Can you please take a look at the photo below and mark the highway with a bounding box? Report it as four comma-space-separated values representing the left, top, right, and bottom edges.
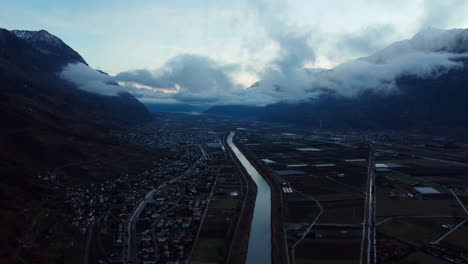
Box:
360, 144, 377, 264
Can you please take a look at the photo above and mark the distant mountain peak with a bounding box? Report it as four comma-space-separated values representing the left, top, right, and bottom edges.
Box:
11, 29, 88, 66
13, 29, 60, 45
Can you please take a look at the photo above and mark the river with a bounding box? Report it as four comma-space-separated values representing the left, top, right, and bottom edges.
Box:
227, 132, 272, 264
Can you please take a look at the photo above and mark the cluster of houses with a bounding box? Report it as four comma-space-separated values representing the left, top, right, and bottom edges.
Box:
134, 162, 215, 263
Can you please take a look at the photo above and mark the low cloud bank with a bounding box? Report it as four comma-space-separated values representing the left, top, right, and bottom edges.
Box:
314, 51, 465, 98
59, 63, 124, 96
60, 28, 468, 106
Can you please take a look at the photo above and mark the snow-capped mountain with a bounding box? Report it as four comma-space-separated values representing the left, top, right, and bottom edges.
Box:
0, 27, 150, 123
11, 29, 88, 66
13, 30, 64, 47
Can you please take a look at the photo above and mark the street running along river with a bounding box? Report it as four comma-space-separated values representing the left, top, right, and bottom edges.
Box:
227, 132, 272, 264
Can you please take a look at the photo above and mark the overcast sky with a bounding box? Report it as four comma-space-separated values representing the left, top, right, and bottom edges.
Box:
3, 1, 468, 73
3, 0, 468, 105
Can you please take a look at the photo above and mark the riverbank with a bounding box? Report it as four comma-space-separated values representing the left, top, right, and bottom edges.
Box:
239, 143, 289, 264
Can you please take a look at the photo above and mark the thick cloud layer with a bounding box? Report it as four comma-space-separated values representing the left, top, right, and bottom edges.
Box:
58, 0, 321, 106
60, 24, 468, 106
314, 52, 465, 97
59, 63, 124, 96
60, 56, 277, 106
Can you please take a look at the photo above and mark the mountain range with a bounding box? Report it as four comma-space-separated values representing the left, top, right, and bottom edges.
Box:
207, 28, 468, 133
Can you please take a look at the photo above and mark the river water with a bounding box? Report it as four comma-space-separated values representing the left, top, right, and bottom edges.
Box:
227, 132, 272, 264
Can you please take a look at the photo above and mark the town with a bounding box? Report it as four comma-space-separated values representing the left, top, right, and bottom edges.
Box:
19, 113, 468, 264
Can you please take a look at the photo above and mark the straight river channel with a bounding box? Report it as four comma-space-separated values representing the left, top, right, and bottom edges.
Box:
227, 132, 272, 264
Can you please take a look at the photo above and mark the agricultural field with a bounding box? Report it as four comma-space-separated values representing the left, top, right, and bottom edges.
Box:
237, 128, 468, 264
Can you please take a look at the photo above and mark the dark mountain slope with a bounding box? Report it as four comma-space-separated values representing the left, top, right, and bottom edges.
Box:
12, 29, 88, 67
208, 63, 468, 131
0, 28, 60, 73
0, 28, 155, 263
0, 28, 150, 124
0, 27, 153, 178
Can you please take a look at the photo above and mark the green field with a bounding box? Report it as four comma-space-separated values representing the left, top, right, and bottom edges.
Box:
390, 173, 421, 184
209, 197, 238, 209
378, 218, 447, 246
383, 159, 454, 167
295, 238, 361, 262
191, 237, 223, 262
298, 260, 357, 264
377, 194, 466, 217
399, 251, 450, 264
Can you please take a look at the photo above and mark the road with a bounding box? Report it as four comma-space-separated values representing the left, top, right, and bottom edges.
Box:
198, 144, 208, 159
432, 218, 468, 244
431, 189, 468, 244
125, 189, 156, 263
83, 217, 95, 264
124, 155, 205, 263
450, 189, 468, 215
158, 120, 169, 132
290, 188, 323, 264
188, 169, 219, 261
360, 144, 377, 264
